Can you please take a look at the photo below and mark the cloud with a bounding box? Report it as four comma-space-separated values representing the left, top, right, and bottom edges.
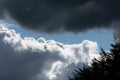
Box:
0, 0, 119, 33
114, 27, 120, 42
0, 23, 99, 80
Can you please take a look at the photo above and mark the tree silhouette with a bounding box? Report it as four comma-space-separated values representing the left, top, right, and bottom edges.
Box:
69, 43, 120, 80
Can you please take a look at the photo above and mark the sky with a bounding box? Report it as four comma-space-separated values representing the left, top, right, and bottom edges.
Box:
13, 26, 114, 50
6, 20, 113, 50
0, 0, 120, 80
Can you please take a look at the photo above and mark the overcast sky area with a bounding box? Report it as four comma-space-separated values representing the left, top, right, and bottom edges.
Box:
0, 0, 120, 80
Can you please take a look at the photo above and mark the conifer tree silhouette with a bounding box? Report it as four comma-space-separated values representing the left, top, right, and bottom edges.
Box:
69, 43, 120, 80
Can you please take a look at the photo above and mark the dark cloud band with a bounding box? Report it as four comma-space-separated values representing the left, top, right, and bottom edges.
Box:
0, 0, 120, 33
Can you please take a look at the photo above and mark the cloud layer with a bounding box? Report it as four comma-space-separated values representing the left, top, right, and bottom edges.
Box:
0, 0, 120, 33
0, 23, 99, 80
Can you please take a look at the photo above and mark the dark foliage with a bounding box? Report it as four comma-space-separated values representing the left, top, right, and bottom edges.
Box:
69, 43, 120, 80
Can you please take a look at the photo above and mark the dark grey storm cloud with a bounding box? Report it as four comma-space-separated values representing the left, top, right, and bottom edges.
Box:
0, 0, 120, 33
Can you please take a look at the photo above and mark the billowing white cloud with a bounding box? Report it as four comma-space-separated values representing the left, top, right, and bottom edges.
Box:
0, 23, 99, 80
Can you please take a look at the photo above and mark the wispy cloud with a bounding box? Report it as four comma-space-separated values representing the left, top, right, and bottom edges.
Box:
0, 23, 99, 80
